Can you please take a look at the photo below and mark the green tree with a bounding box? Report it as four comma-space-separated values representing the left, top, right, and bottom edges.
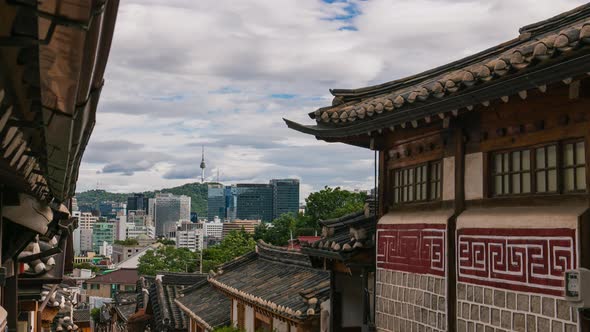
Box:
157, 238, 176, 246
138, 246, 201, 275
90, 308, 101, 323
305, 186, 367, 222
113, 238, 139, 246
254, 213, 297, 246
73, 262, 100, 273
202, 230, 256, 272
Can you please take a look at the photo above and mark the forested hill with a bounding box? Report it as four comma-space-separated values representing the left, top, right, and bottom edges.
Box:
75, 182, 211, 216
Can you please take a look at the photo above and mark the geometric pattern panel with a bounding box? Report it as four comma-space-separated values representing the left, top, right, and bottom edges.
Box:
377, 224, 446, 276
458, 228, 576, 296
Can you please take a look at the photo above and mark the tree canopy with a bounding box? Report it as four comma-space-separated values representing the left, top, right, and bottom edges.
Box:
254, 186, 367, 246
113, 238, 139, 246
202, 230, 256, 272
137, 246, 201, 275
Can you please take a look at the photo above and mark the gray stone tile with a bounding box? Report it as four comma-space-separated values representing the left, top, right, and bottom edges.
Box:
517, 294, 529, 312
537, 317, 550, 331
458, 319, 467, 332
431, 293, 437, 310
421, 275, 428, 290
565, 323, 577, 332
424, 292, 431, 308
506, 292, 516, 310
467, 321, 474, 332
484, 288, 493, 305
471, 304, 480, 321
500, 310, 511, 329
474, 286, 483, 304
556, 299, 570, 321
480, 305, 490, 324
458, 283, 466, 300
513, 313, 525, 332
572, 307, 578, 323
485, 326, 494, 332
551, 320, 563, 332
467, 285, 474, 301
492, 308, 501, 327
494, 290, 506, 308
526, 314, 536, 332
476, 323, 485, 332
428, 277, 435, 293
542, 297, 555, 318
462, 302, 470, 319
530, 295, 541, 314
438, 296, 445, 312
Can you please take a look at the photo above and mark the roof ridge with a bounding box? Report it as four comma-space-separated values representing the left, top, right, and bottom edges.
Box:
520, 2, 590, 34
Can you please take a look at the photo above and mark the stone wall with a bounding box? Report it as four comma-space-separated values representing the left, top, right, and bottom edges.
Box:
456, 282, 578, 332
375, 270, 446, 332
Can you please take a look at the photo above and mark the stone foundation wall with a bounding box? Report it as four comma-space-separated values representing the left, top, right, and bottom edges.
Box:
376, 269, 446, 332
456, 282, 578, 332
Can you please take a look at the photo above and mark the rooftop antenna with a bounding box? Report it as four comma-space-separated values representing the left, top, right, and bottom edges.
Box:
199, 146, 206, 184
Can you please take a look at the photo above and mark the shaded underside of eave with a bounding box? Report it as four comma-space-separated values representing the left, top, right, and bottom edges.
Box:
286, 50, 590, 140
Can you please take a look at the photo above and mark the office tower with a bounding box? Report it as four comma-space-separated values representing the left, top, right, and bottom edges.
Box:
207, 184, 226, 221
127, 193, 149, 213
270, 179, 300, 219
232, 184, 273, 222
176, 222, 204, 252
99, 201, 126, 219
92, 221, 116, 253
153, 193, 191, 237
126, 210, 155, 240
115, 215, 127, 241
204, 221, 223, 239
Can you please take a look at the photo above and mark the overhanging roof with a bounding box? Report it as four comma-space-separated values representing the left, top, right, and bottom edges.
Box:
285, 4, 590, 140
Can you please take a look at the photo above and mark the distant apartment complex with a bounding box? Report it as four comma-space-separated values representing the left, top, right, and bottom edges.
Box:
125, 210, 155, 239
92, 221, 116, 253
176, 222, 204, 252
208, 179, 299, 223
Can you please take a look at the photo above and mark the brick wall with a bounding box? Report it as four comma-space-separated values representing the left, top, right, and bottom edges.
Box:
456, 282, 577, 332
376, 270, 446, 332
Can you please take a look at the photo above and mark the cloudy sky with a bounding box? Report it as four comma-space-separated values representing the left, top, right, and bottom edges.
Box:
77, 0, 587, 199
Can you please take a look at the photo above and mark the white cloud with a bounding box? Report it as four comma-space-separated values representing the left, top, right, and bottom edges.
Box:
79, 0, 588, 199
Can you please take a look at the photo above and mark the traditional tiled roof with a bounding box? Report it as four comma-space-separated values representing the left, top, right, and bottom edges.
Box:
73, 309, 90, 324
86, 268, 139, 285
285, 4, 590, 138
209, 241, 330, 321
174, 280, 231, 330
149, 272, 207, 331
302, 211, 376, 261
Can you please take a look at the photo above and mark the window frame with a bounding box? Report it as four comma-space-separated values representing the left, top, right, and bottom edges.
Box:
390, 159, 443, 206
489, 138, 586, 197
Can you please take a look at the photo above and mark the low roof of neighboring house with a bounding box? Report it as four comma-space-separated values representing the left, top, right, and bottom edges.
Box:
175, 280, 231, 330
73, 309, 90, 323
301, 211, 376, 262
148, 272, 207, 332
210, 241, 330, 322
86, 268, 139, 285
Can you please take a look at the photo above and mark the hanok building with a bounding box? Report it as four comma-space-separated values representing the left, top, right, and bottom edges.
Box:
0, 0, 119, 330
174, 279, 231, 332
143, 272, 207, 332
301, 210, 376, 332
286, 4, 590, 332
209, 241, 331, 332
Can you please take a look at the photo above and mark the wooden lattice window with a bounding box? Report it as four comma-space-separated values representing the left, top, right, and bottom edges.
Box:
491, 140, 586, 196
563, 140, 586, 192
392, 160, 442, 204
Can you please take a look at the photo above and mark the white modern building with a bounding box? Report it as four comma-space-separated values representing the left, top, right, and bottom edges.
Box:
176, 222, 204, 252
80, 228, 93, 253
204, 221, 223, 239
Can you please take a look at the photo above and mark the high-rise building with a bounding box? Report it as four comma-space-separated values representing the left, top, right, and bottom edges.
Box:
207, 184, 226, 221
115, 216, 127, 241
270, 179, 300, 219
153, 193, 191, 237
126, 210, 155, 239
99, 201, 126, 219
127, 193, 149, 213
80, 229, 93, 253
232, 184, 273, 222
92, 221, 116, 253
76, 211, 99, 230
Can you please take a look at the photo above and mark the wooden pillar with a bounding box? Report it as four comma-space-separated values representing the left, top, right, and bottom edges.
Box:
6, 260, 17, 332
447, 126, 465, 332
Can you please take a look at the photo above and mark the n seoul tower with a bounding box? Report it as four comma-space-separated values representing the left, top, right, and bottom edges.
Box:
200, 146, 206, 183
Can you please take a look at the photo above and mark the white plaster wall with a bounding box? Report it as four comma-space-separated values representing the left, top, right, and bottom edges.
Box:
465, 152, 484, 200
442, 157, 455, 201
273, 318, 289, 332
245, 304, 255, 332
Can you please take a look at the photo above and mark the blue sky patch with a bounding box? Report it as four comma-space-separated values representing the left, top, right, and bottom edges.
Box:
270, 93, 297, 99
